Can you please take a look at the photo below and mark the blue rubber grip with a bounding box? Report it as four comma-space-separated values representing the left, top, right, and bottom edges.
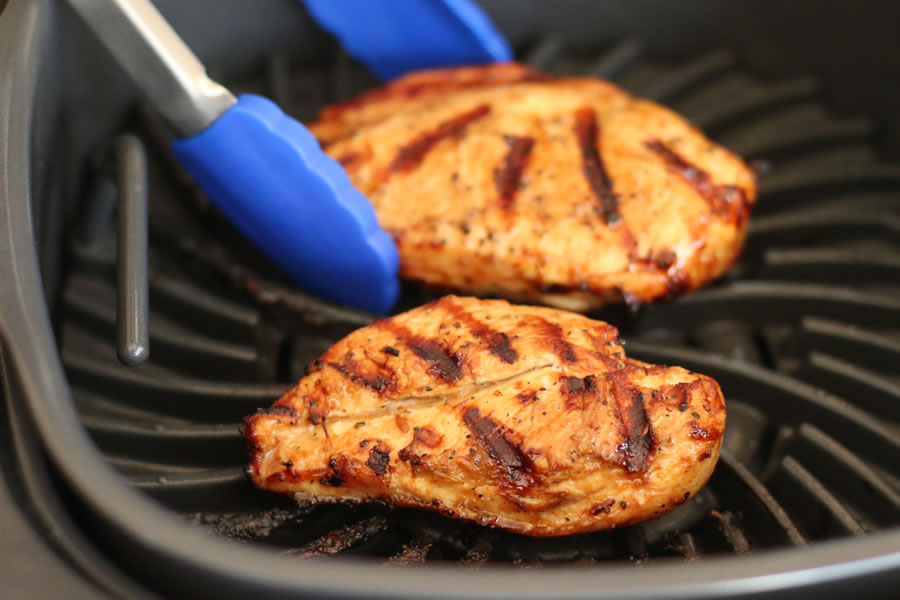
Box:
172, 94, 400, 314
301, 0, 512, 80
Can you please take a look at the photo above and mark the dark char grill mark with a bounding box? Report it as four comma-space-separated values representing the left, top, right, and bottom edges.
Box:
574, 107, 620, 225
533, 317, 577, 363
562, 375, 597, 410
622, 389, 654, 472
440, 298, 518, 363
408, 340, 463, 382
564, 375, 596, 394
327, 357, 394, 392
644, 138, 750, 223
494, 135, 534, 210
374, 317, 464, 382
463, 407, 533, 488
607, 371, 655, 472
390, 104, 491, 173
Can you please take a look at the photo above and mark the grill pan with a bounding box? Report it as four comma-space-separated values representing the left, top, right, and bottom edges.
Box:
1, 0, 900, 598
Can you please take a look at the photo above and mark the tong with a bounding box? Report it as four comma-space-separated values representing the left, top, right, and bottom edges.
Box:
68, 0, 509, 364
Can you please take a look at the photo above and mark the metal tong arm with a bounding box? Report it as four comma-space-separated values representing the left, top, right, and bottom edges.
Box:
68, 0, 236, 136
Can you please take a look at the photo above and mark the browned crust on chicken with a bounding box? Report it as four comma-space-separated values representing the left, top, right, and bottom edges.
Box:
246, 297, 725, 536
308, 63, 756, 311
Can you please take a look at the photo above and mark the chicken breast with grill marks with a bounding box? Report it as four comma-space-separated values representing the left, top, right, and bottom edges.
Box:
245, 296, 725, 536
309, 63, 757, 311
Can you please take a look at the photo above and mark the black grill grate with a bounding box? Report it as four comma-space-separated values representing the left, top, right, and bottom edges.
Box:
59, 38, 900, 566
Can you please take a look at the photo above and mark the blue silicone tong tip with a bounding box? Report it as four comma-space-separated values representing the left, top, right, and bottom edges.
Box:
301, 0, 513, 80
69, 0, 402, 314
172, 95, 402, 314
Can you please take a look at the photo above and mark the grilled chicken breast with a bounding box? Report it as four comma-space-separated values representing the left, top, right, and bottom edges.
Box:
308, 63, 757, 311
246, 296, 725, 536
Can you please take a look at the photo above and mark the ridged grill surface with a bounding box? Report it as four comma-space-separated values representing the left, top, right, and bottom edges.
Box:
60, 39, 900, 566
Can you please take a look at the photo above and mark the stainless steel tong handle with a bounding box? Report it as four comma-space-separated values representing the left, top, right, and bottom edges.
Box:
68, 0, 236, 136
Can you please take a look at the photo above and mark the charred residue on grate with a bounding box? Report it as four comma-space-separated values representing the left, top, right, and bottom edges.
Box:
60, 36, 900, 566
